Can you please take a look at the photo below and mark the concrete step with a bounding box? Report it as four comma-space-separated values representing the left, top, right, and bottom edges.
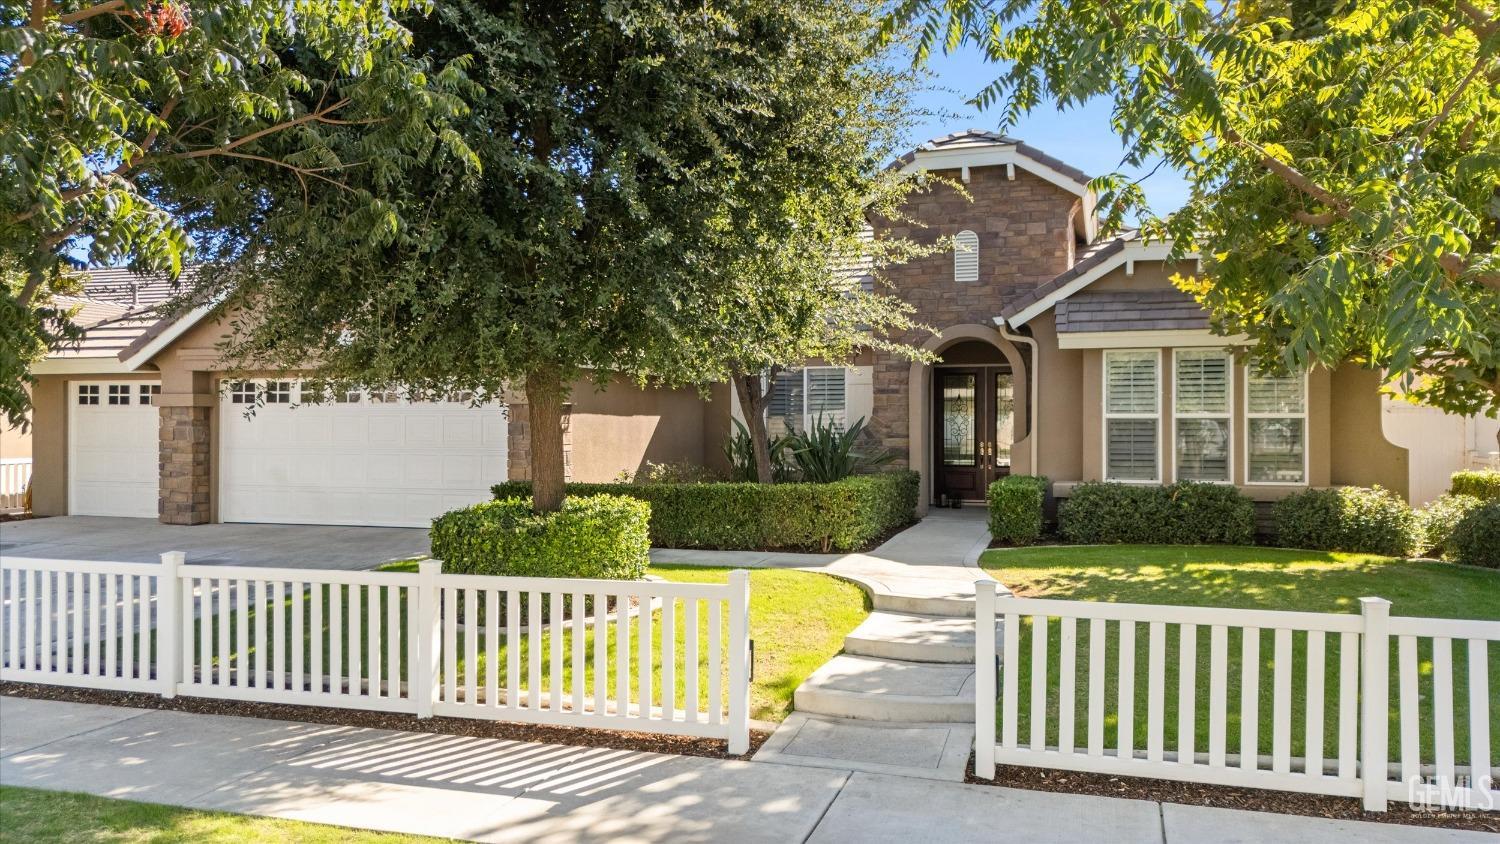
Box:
844, 611, 987, 664
871, 592, 975, 618
793, 653, 975, 723
752, 712, 974, 781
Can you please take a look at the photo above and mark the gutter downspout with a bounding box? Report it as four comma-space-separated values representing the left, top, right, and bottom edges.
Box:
994, 317, 1040, 476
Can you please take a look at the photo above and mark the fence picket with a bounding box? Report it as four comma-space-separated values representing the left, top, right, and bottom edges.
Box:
387, 585, 400, 699
39, 570, 50, 673
1003, 611, 1020, 750
571, 592, 585, 714
1030, 614, 1048, 750
1273, 628, 1292, 774
73, 572, 84, 674
1147, 621, 1165, 763
507, 589, 520, 711
486, 589, 499, 708
1398, 635, 1419, 784
464, 587, 477, 705
369, 585, 383, 699
1468, 639, 1490, 795
1338, 631, 1358, 780
1240, 627, 1259, 771
528, 591, 541, 710
215, 578, 230, 686
272, 581, 285, 692
1118, 620, 1135, 761
1305, 631, 1325, 778
708, 599, 722, 726
1209, 624, 1227, 769
236, 579, 249, 688
255, 581, 268, 690
550, 590, 563, 712
593, 590, 607, 717
638, 590, 653, 720
1059, 616, 1076, 754
661, 597, 675, 723
617, 591, 630, 720
291, 583, 304, 692
311, 583, 324, 693
1178, 623, 1196, 766
443, 587, 457, 704
1087, 617, 1105, 757
104, 574, 116, 680
346, 582, 360, 696
1432, 637, 1455, 788
121, 574, 134, 680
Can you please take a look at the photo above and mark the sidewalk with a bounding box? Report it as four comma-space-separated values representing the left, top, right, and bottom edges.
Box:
0, 697, 1485, 843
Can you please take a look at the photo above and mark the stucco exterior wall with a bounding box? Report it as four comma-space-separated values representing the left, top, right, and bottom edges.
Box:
567, 377, 715, 482
1329, 365, 1409, 499
0, 418, 30, 460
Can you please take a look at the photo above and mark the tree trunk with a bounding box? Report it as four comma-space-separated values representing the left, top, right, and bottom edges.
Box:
733, 369, 775, 484
525, 365, 567, 513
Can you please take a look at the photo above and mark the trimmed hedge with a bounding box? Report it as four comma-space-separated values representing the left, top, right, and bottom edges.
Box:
1450, 469, 1500, 501
431, 494, 650, 579
1418, 493, 1483, 559
987, 475, 1048, 546
491, 471, 919, 553
1449, 500, 1500, 568
1058, 481, 1255, 545
1271, 486, 1421, 557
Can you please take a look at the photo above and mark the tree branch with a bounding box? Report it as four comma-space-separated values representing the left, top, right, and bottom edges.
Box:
57, 0, 127, 25
1438, 252, 1500, 292
174, 98, 351, 160
1415, 55, 1485, 149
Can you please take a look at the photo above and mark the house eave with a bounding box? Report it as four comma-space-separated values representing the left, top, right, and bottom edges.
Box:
1055, 329, 1250, 350
1006, 240, 1198, 328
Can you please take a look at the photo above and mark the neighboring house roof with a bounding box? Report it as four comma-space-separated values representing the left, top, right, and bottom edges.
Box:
1055, 289, 1210, 333
82, 266, 195, 308
888, 129, 1092, 188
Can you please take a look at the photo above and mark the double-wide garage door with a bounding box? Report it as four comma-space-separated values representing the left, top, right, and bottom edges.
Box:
219, 381, 506, 528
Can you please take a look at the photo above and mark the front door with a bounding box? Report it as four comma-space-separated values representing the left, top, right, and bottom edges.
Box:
934, 367, 1015, 502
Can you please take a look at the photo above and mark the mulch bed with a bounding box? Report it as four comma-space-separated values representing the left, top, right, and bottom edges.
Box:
966, 760, 1499, 833
1, 682, 770, 760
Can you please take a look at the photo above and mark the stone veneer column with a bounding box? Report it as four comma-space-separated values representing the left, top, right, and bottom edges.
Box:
505, 402, 572, 482
159, 404, 211, 525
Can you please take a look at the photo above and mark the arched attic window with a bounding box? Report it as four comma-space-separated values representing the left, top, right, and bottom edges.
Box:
954, 230, 979, 283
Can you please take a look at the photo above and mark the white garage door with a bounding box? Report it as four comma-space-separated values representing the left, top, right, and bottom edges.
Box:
219, 381, 506, 527
69, 381, 161, 518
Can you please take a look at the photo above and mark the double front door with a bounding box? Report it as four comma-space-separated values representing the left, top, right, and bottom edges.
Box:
934, 366, 1015, 502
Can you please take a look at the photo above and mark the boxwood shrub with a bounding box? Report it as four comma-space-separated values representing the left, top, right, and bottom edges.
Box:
1058, 481, 1254, 545
1271, 486, 1421, 557
1418, 493, 1484, 559
1448, 500, 1500, 568
491, 470, 918, 553
1449, 469, 1500, 501
431, 494, 650, 580
986, 475, 1049, 546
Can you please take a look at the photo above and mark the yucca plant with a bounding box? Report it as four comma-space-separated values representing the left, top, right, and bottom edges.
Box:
788, 415, 894, 483
725, 417, 796, 482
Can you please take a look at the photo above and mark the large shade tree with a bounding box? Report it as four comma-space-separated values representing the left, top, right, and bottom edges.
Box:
0, 0, 472, 429
890, 0, 1500, 428
209, 0, 933, 510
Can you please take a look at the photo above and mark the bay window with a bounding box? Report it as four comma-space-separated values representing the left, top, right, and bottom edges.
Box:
1246, 367, 1307, 484
1174, 350, 1232, 482
1103, 350, 1160, 482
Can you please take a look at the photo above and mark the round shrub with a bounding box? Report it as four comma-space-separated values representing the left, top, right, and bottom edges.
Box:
431, 494, 650, 579
1449, 469, 1500, 501
1059, 482, 1174, 544
1163, 481, 1256, 545
1272, 486, 1421, 557
1418, 493, 1483, 559
987, 475, 1049, 546
1448, 500, 1500, 568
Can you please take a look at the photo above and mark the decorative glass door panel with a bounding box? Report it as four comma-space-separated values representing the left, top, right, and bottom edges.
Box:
941, 374, 977, 466
994, 374, 1014, 469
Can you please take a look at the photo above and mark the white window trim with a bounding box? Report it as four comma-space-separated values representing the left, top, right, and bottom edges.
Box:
1243, 366, 1310, 486
1172, 349, 1234, 484
1102, 349, 1162, 484
768, 366, 848, 434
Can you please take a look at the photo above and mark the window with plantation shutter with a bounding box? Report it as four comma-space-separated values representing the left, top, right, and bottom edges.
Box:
954, 230, 979, 283
1247, 368, 1307, 483
1104, 350, 1160, 481
1174, 350, 1231, 482
766, 367, 847, 436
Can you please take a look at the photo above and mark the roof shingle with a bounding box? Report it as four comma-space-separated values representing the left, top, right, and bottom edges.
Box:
1055, 289, 1209, 333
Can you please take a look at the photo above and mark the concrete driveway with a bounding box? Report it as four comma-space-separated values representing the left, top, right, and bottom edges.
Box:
0, 516, 429, 571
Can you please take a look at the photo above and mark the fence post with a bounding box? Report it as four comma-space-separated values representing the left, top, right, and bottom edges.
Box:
158, 552, 184, 699
727, 569, 750, 755
416, 560, 442, 718
975, 579, 998, 779
1359, 596, 1391, 812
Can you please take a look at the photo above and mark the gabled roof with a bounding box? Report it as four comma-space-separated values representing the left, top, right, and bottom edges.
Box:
1001, 233, 1202, 327
889, 129, 1093, 193
1056, 289, 1209, 333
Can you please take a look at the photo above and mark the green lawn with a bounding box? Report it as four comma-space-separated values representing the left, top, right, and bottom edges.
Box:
978, 545, 1500, 764
171, 563, 865, 724
0, 786, 447, 843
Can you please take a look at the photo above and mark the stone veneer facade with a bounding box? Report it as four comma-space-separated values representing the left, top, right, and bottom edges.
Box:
868, 166, 1080, 465
504, 401, 572, 483
158, 405, 211, 525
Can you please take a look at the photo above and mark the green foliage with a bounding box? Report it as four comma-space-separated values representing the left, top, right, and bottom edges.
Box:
1450, 470, 1500, 501
1059, 482, 1254, 545
890, 0, 1500, 418
986, 475, 1048, 546
725, 417, 795, 483
1419, 493, 1485, 559
430, 495, 649, 580
2, 0, 472, 429
1272, 486, 1422, 557
1449, 501, 1500, 569
619, 461, 725, 485
492, 471, 919, 553
787, 416, 895, 483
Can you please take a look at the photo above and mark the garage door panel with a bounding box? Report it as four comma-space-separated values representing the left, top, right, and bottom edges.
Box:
69, 381, 160, 518
220, 383, 506, 527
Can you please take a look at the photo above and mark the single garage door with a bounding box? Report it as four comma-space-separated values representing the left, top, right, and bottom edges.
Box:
69, 380, 161, 518
219, 380, 506, 527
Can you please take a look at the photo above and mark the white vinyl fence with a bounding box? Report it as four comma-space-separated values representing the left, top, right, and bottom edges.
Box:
975, 581, 1499, 812
0, 458, 30, 513
0, 555, 751, 752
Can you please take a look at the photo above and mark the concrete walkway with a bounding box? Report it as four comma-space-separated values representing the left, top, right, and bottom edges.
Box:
654, 509, 995, 782
0, 697, 1483, 843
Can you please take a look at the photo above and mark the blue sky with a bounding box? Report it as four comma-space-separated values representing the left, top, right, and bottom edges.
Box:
903, 44, 1191, 216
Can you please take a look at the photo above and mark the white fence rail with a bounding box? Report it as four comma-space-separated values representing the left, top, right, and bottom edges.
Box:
975, 582, 1499, 812
0, 555, 751, 752
0, 458, 30, 513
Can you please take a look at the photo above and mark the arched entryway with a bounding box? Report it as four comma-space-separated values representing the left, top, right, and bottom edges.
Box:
907, 325, 1032, 513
